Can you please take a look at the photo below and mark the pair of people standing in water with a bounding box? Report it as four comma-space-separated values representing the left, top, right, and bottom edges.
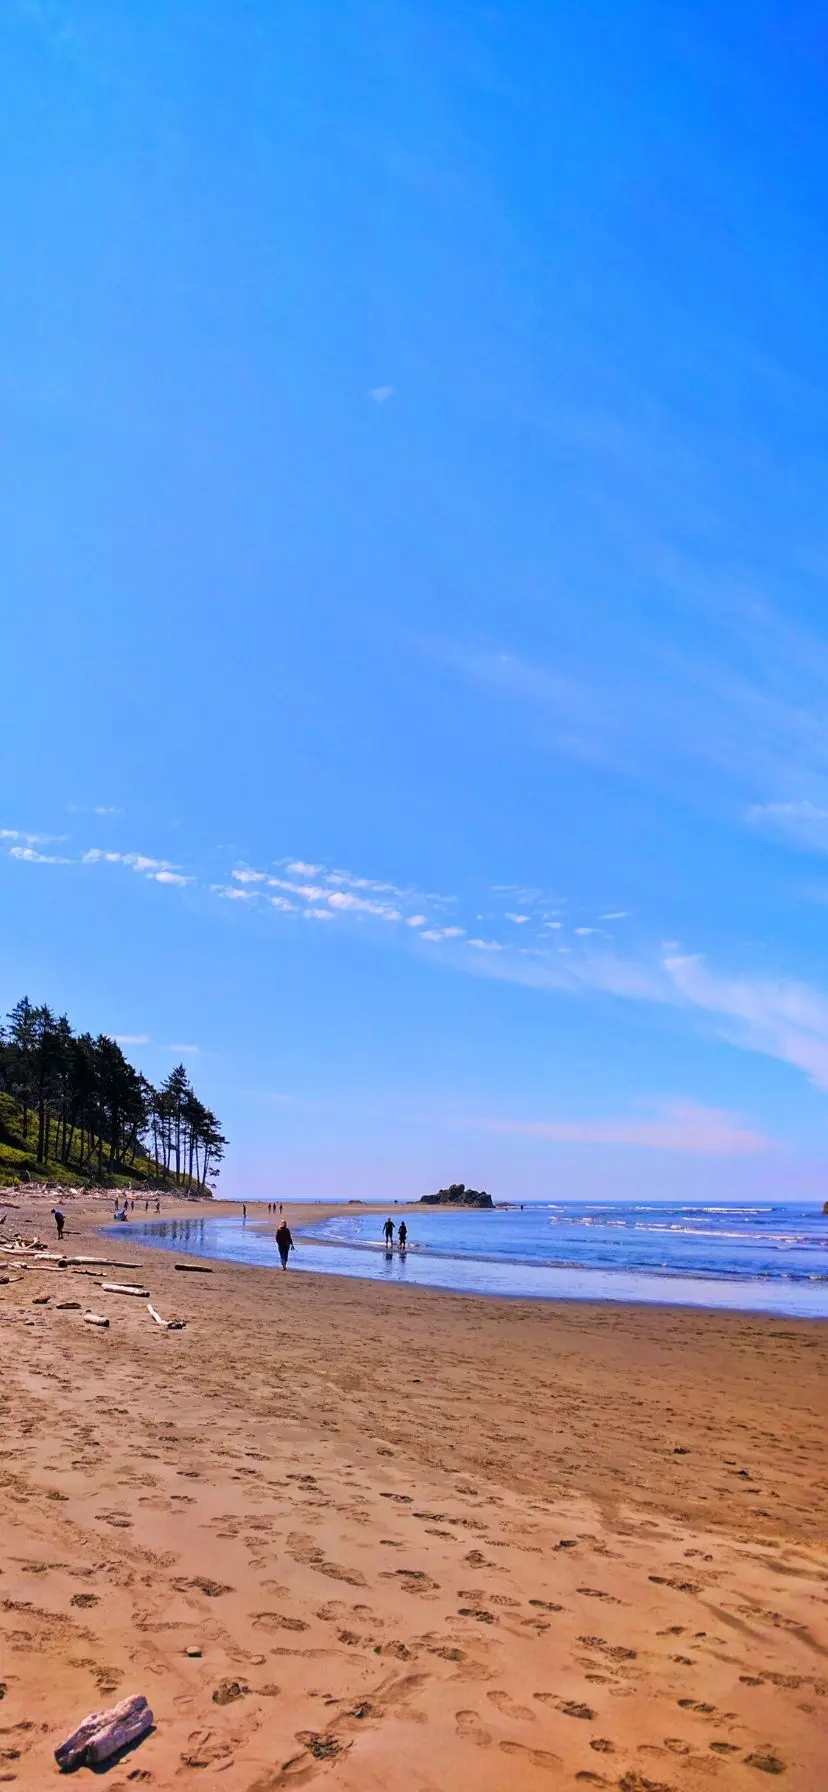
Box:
383, 1217, 408, 1250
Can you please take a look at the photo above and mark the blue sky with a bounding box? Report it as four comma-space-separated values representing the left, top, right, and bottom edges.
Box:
3, 2, 828, 1200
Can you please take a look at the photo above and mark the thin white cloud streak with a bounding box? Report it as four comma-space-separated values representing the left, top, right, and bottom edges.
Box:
487, 1100, 771, 1157
438, 605, 828, 841
1, 828, 59, 843
9, 845, 72, 864
663, 953, 828, 1091
213, 884, 259, 901
746, 800, 828, 853
238, 860, 427, 926
115, 1034, 151, 1045
83, 849, 193, 885
454, 931, 828, 1090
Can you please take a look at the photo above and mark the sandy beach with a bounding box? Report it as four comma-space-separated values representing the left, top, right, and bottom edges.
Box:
1, 1188, 826, 1789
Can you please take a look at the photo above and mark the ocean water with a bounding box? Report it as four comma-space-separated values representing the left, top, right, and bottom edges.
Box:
113, 1200, 828, 1318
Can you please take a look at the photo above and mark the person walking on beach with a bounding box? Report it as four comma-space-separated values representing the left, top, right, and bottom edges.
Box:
242, 1203, 247, 1222
276, 1219, 294, 1270
52, 1208, 65, 1241
383, 1217, 395, 1247
398, 1220, 408, 1251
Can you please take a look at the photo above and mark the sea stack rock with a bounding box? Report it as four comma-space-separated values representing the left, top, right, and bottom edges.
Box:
420, 1183, 494, 1209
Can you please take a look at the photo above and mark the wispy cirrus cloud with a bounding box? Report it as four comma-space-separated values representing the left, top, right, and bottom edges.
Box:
436, 602, 828, 844
2, 827, 63, 844
663, 952, 828, 1092
487, 1100, 771, 1156
746, 799, 828, 853
4, 834, 193, 886
12, 817, 828, 1105
10, 845, 72, 864
231, 860, 427, 927
115, 1033, 151, 1046
83, 849, 192, 886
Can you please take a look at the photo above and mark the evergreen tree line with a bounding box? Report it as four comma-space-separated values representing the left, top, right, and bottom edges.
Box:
0, 997, 226, 1189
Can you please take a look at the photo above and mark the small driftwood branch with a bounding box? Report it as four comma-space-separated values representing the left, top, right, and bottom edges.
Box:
100, 1282, 150, 1297
83, 1311, 110, 1328
148, 1300, 186, 1331
174, 1263, 212, 1273
55, 1693, 153, 1770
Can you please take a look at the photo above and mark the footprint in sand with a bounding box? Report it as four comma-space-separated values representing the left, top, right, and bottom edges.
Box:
487, 1689, 535, 1723
253, 1612, 309, 1634
579, 1634, 637, 1662
499, 1740, 562, 1769
455, 1709, 492, 1747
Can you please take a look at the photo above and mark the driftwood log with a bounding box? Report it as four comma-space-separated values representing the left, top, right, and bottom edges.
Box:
83, 1311, 110, 1328
174, 1263, 212, 1273
148, 1300, 186, 1331
100, 1282, 150, 1297
0, 1249, 143, 1269
55, 1692, 153, 1769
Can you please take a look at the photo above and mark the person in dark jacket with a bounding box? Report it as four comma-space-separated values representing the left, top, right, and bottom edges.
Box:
276, 1220, 294, 1270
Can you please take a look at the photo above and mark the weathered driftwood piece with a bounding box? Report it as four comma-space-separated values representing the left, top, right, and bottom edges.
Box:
0, 1249, 143, 1269
83, 1311, 110, 1328
147, 1300, 186, 1331
73, 1255, 145, 1268
55, 1693, 153, 1770
1, 1246, 63, 1259
174, 1263, 212, 1273
100, 1282, 150, 1297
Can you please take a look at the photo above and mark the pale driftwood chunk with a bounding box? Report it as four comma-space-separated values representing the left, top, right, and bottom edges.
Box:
100, 1282, 150, 1297
83, 1311, 110, 1328
148, 1300, 186, 1330
55, 1693, 153, 1769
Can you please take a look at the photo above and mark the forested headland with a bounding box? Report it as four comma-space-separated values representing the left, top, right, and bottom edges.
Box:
0, 997, 226, 1192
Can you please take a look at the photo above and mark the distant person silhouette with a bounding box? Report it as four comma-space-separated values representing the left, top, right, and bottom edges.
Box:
398, 1221, 408, 1250
276, 1220, 294, 1270
52, 1208, 64, 1241
383, 1217, 395, 1246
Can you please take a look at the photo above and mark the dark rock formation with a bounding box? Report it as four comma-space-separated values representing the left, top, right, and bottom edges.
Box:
420, 1182, 493, 1209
